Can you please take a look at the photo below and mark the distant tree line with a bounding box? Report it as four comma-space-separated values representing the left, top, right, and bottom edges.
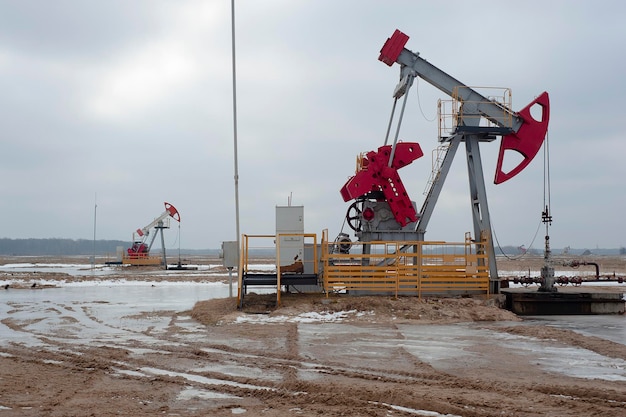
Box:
0, 238, 131, 256
0, 238, 222, 256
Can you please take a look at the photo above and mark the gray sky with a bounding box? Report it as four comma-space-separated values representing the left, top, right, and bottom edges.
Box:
1, 0, 624, 251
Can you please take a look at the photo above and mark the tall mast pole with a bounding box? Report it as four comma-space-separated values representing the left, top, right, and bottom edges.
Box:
231, 0, 241, 260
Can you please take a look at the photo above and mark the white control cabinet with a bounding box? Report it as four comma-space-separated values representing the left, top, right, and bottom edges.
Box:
275, 205, 304, 269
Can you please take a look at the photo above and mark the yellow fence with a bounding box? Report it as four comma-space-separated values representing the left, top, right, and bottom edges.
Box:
122, 254, 163, 266
237, 231, 490, 306
237, 234, 319, 306
321, 230, 490, 298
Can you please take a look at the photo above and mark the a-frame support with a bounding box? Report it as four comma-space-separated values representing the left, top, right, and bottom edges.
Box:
465, 134, 499, 293
415, 132, 499, 294
148, 220, 169, 268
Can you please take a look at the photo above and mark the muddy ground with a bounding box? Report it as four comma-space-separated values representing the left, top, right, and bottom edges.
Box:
0, 255, 625, 416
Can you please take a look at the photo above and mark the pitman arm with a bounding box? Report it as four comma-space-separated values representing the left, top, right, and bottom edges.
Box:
379, 30, 550, 184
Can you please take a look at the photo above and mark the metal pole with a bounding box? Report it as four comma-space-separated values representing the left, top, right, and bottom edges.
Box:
178, 223, 181, 265
388, 75, 413, 167
228, 267, 233, 297
231, 0, 241, 267
160, 227, 167, 269
383, 98, 398, 146
92, 193, 97, 271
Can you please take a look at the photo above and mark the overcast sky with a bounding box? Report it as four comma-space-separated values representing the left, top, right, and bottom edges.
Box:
1, 0, 624, 251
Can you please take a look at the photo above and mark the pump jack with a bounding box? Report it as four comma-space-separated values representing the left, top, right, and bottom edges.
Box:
123, 202, 180, 267
340, 30, 550, 293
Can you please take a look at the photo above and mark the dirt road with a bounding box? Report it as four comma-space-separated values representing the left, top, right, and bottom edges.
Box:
0, 255, 625, 416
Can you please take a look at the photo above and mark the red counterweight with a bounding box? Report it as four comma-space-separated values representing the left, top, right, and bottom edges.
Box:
340, 142, 423, 227
379, 29, 409, 66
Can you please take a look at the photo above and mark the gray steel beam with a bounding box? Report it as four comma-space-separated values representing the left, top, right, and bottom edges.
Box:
395, 50, 522, 132
464, 133, 499, 292
416, 136, 461, 238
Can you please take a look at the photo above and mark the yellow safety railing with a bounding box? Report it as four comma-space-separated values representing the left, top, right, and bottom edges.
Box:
237, 233, 319, 307
237, 231, 490, 306
321, 230, 489, 298
122, 254, 163, 266
438, 86, 512, 140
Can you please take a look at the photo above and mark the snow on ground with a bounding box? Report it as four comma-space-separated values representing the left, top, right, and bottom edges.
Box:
234, 309, 374, 324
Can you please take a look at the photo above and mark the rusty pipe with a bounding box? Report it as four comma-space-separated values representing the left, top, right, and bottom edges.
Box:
564, 260, 599, 280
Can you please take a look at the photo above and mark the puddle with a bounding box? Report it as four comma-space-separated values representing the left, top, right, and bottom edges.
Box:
0, 284, 233, 349
522, 315, 626, 345
395, 324, 479, 363
2, 278, 625, 383
397, 323, 626, 381
138, 367, 275, 392
194, 363, 283, 383
298, 321, 626, 381
176, 386, 240, 400
372, 401, 462, 416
